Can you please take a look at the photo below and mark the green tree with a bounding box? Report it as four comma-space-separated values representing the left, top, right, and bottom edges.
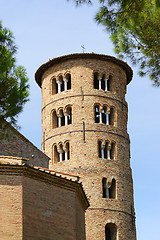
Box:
0, 21, 29, 126
73, 0, 160, 86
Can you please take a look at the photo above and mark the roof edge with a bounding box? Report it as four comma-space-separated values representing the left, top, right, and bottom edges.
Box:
35, 53, 133, 87
0, 163, 90, 211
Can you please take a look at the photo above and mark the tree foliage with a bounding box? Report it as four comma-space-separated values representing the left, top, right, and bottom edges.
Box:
73, 0, 160, 86
0, 22, 29, 126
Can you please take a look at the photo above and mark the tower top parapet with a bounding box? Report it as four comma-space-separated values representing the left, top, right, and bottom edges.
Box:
35, 53, 133, 87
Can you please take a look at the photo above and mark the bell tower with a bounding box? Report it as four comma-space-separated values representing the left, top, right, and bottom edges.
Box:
35, 53, 136, 240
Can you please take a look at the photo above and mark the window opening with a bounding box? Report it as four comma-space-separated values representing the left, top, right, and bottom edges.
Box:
67, 74, 71, 90
109, 108, 114, 126
107, 76, 111, 91
52, 78, 56, 95
101, 74, 105, 90
105, 225, 111, 240
56, 81, 58, 93
102, 109, 106, 124
54, 145, 59, 163
105, 223, 117, 240
94, 73, 99, 89
98, 141, 102, 158
68, 108, 72, 124
110, 142, 115, 160
102, 178, 116, 199
61, 114, 65, 126
52, 110, 57, 128
95, 105, 100, 123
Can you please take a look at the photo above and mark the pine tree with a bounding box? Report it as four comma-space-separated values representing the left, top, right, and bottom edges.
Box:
73, 0, 160, 86
0, 21, 29, 126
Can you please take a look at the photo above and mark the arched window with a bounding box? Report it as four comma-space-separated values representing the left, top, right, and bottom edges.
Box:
103, 106, 107, 124
106, 75, 112, 91
93, 72, 112, 91
64, 142, 70, 161
57, 109, 63, 127
105, 223, 117, 240
52, 77, 57, 95
56, 75, 63, 93
95, 105, 100, 123
55, 74, 71, 94
101, 74, 105, 90
53, 107, 72, 128
52, 110, 58, 129
102, 178, 116, 199
95, 105, 115, 126
66, 73, 71, 90
98, 141, 116, 160
68, 107, 72, 124
53, 142, 70, 163
110, 142, 115, 160
53, 145, 59, 163
109, 108, 115, 126
94, 73, 99, 89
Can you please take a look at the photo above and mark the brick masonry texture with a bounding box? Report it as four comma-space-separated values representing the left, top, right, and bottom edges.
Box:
0, 165, 88, 240
36, 53, 137, 239
0, 120, 49, 168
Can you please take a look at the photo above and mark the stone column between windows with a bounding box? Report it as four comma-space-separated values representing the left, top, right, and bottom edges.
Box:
64, 112, 69, 125
105, 79, 108, 91
99, 106, 103, 124
63, 78, 68, 91
98, 77, 102, 90
107, 144, 111, 159
57, 149, 63, 162
57, 80, 62, 93
105, 107, 110, 125
101, 143, 105, 159
57, 114, 62, 127
104, 184, 110, 198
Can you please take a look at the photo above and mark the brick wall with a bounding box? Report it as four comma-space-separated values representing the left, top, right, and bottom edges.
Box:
0, 165, 88, 240
0, 121, 49, 168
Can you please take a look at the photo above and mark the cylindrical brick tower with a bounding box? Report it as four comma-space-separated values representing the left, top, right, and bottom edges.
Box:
35, 53, 136, 240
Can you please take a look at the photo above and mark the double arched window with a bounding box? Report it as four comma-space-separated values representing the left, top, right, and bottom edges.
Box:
105, 223, 117, 240
94, 72, 111, 91
95, 105, 115, 125
98, 141, 116, 160
53, 141, 70, 163
52, 73, 71, 94
102, 178, 116, 199
52, 106, 72, 128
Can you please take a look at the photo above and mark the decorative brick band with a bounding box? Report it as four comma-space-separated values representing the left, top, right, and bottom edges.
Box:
88, 207, 136, 219
41, 94, 127, 111
42, 129, 129, 146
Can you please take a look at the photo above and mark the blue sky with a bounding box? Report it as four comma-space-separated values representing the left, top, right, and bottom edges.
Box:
0, 0, 160, 239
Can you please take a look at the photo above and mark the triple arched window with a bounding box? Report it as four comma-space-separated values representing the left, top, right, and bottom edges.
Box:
52, 73, 71, 94
53, 141, 70, 163
94, 72, 111, 91
98, 140, 115, 160
95, 105, 115, 125
52, 106, 72, 128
